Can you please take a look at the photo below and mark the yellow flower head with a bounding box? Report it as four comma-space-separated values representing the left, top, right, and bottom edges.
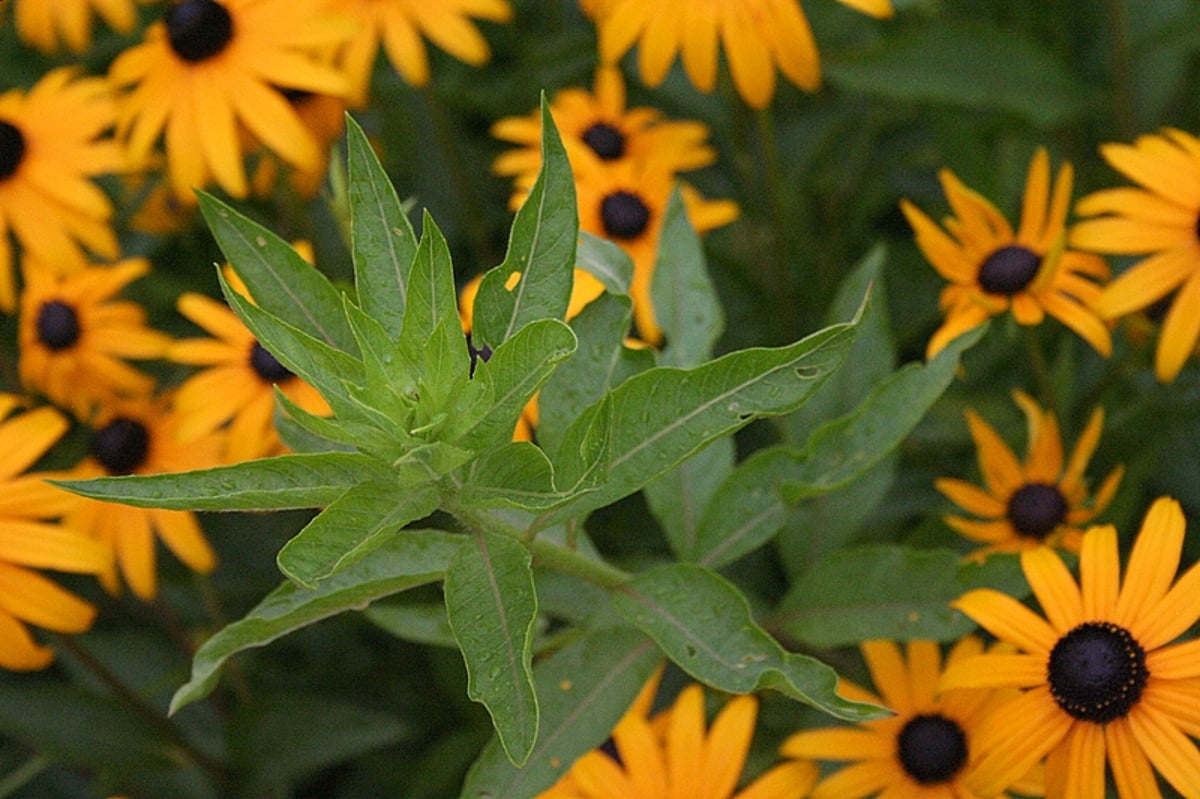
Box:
65, 395, 222, 601
1071, 127, 1200, 382
0, 398, 110, 671
782, 637, 1042, 799
11, 0, 151, 53
588, 0, 893, 108
538, 674, 818, 799
19, 258, 172, 422
168, 251, 332, 463
936, 390, 1123, 556
901, 148, 1113, 360
335, 0, 514, 106
0, 67, 125, 311
943, 497, 1200, 799
109, 0, 354, 203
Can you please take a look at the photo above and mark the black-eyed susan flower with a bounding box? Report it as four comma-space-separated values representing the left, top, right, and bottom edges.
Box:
18, 258, 171, 422
336, 0, 514, 106
943, 497, 1200, 798
250, 90, 347, 199
901, 148, 1113, 360
537, 675, 818, 799
588, 0, 893, 109
109, 0, 353, 203
168, 255, 331, 463
492, 66, 718, 202
935, 390, 1123, 556
0, 396, 111, 671
65, 395, 222, 602
0, 66, 124, 311
781, 638, 1041, 799
1071, 128, 1200, 382
12, 0, 148, 53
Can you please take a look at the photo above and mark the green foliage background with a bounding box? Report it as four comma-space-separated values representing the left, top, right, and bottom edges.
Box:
2, 1, 1200, 798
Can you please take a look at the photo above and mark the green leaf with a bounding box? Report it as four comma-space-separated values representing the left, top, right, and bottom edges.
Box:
170, 530, 462, 713
772, 545, 1028, 648
543, 319, 859, 526
645, 438, 734, 560
397, 212, 467, 391
55, 452, 393, 511
365, 600, 457, 648
347, 114, 417, 337
444, 531, 539, 766
472, 96, 577, 349
197, 191, 357, 352
613, 564, 885, 722
691, 325, 984, 568
576, 232, 633, 296
459, 318, 577, 449
459, 627, 660, 798
456, 442, 560, 510
651, 186, 724, 369
537, 292, 653, 456
277, 480, 440, 588
824, 19, 1091, 128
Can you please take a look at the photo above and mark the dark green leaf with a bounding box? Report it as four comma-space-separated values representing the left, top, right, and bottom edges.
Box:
459, 627, 660, 798
456, 442, 560, 510
365, 600, 457, 648
472, 97, 577, 349
444, 531, 539, 766
170, 530, 462, 713
397, 212, 467, 392
772, 545, 1028, 648
347, 114, 417, 337
576, 232, 633, 296
613, 564, 885, 721
651, 186, 723, 369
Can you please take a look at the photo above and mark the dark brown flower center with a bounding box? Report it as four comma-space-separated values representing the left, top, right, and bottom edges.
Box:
0, 120, 26, 181
165, 0, 235, 63
600, 190, 650, 240
1048, 621, 1148, 723
35, 300, 81, 351
91, 417, 151, 475
249, 341, 292, 383
582, 122, 626, 161
978, 245, 1041, 295
1007, 482, 1068, 539
896, 714, 968, 784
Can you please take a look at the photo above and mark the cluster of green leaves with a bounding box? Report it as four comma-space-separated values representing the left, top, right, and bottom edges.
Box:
63, 103, 1001, 797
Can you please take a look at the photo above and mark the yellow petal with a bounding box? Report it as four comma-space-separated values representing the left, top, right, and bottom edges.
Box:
1115, 497, 1185, 629
1155, 269, 1200, 381
951, 589, 1058, 655
1079, 525, 1119, 620
1022, 545, 1083, 632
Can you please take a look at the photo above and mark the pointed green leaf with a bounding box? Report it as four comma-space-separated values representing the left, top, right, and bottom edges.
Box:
456, 442, 561, 510
613, 564, 885, 722
55, 452, 393, 511
541, 319, 859, 526
459, 627, 660, 798
461, 318, 577, 448
692, 325, 985, 568
170, 530, 462, 713
472, 97, 577, 349
397, 212, 466, 388
278, 480, 440, 588
651, 186, 724, 369
645, 439, 735, 559
444, 531, 539, 766
576, 232, 633, 296
197, 191, 356, 352
273, 388, 372, 452
537, 292, 653, 455
347, 115, 417, 337
772, 545, 1028, 648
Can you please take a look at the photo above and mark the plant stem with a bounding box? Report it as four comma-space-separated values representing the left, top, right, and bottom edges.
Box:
1105, 0, 1136, 138
527, 537, 631, 590
0, 753, 51, 798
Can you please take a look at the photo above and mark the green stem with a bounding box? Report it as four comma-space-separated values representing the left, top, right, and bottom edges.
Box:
527, 538, 631, 590
1105, 0, 1136, 138
0, 753, 51, 798
194, 573, 251, 706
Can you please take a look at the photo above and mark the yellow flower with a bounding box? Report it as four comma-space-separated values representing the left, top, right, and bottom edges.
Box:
1071, 128, 1200, 382
935, 390, 1123, 556
589, 0, 893, 108
0, 66, 124, 311
18, 258, 172, 422
11, 0, 149, 53
0, 397, 110, 671
335, 0, 514, 106
782, 638, 1041, 799
168, 253, 332, 463
492, 66, 718, 202
250, 91, 347, 199
901, 148, 1113, 360
65, 395, 222, 601
942, 497, 1200, 798
109, 0, 353, 203
537, 676, 818, 799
